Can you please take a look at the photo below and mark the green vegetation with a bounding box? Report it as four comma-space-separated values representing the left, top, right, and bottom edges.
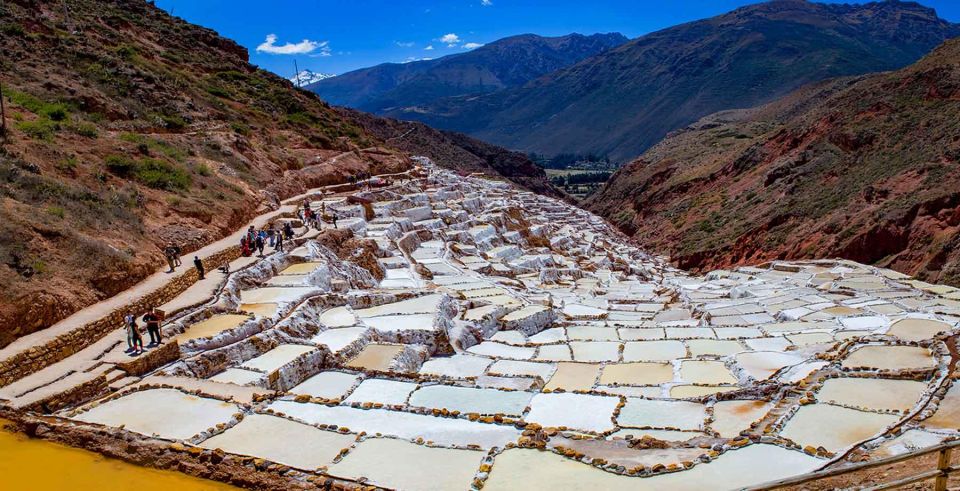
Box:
119, 133, 188, 161
15, 120, 56, 140
104, 154, 192, 190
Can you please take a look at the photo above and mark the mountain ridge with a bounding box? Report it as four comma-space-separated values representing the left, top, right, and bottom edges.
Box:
308, 32, 628, 112
382, 0, 960, 161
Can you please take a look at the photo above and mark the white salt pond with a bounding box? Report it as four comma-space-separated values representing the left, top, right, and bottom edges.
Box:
487, 359, 556, 380
816, 377, 927, 412
618, 398, 706, 430
199, 414, 354, 470
363, 313, 436, 332
484, 444, 822, 490
468, 342, 536, 360
343, 378, 418, 405
408, 385, 533, 416
780, 403, 899, 452
735, 351, 805, 380
310, 327, 366, 353
329, 437, 484, 491
525, 393, 619, 432
599, 362, 673, 386
75, 389, 239, 440
353, 294, 444, 317
289, 371, 362, 399
268, 400, 520, 448
209, 368, 264, 386
240, 344, 315, 372
319, 306, 356, 327
238, 286, 318, 305
841, 345, 937, 371
419, 354, 492, 378
622, 341, 685, 362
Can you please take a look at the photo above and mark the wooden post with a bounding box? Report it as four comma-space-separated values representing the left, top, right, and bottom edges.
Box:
935, 447, 952, 491
0, 77, 6, 137
294, 59, 301, 88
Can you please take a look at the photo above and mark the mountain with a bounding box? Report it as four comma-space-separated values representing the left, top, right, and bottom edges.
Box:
387, 0, 960, 161
0, 0, 556, 346
308, 32, 628, 112
585, 37, 960, 286
290, 69, 335, 87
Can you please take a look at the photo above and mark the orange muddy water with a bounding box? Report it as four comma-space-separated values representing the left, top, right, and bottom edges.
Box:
0, 419, 237, 490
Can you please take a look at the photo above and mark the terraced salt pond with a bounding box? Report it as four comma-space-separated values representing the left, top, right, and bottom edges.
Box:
15, 162, 960, 490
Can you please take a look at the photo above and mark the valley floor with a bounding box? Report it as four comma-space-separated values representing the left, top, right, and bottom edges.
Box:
1, 160, 959, 490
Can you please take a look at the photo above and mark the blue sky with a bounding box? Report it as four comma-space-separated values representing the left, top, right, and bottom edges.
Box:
154, 0, 960, 78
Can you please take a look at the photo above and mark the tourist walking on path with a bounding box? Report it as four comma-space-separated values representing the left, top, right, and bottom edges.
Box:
332, 212, 338, 229
194, 256, 205, 280
142, 307, 162, 346
124, 313, 144, 354
267, 226, 275, 247
284, 222, 294, 239
163, 244, 177, 273
255, 234, 265, 257
173, 244, 182, 267
275, 229, 284, 252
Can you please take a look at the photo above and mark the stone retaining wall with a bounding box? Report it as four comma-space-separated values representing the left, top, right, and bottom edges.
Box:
0, 246, 241, 387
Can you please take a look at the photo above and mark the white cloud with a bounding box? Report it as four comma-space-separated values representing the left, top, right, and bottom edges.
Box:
404, 57, 434, 63
439, 33, 461, 47
424, 45, 434, 51
463, 42, 483, 49
256, 34, 328, 55
395, 41, 415, 48
481, 0, 493, 5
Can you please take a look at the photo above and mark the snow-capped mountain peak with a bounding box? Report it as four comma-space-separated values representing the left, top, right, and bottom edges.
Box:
290, 69, 335, 86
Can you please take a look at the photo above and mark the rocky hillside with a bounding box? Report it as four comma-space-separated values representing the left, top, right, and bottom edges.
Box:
0, 0, 556, 347
391, 0, 960, 161
586, 37, 960, 286
340, 109, 561, 198
309, 32, 627, 112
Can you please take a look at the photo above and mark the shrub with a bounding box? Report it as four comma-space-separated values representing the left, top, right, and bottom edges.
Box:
230, 122, 250, 136
104, 155, 136, 176
205, 85, 232, 99
15, 120, 55, 140
47, 205, 65, 218
135, 158, 191, 190
195, 163, 212, 176
70, 121, 99, 138
160, 113, 187, 130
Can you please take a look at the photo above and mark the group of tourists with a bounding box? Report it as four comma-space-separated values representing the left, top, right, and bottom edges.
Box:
124, 307, 164, 355
239, 222, 296, 257
298, 199, 337, 230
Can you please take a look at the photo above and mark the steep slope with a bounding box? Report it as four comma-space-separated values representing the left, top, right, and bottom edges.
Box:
585, 37, 960, 286
392, 0, 960, 161
0, 0, 557, 346
309, 32, 627, 112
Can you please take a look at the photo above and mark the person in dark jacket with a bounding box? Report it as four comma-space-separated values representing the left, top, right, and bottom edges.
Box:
142, 308, 162, 346
194, 256, 205, 280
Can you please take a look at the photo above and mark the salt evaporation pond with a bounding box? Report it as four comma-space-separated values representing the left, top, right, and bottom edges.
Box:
268, 400, 520, 448
176, 314, 249, 342
75, 389, 239, 440
199, 414, 354, 469
484, 444, 822, 490
780, 404, 899, 452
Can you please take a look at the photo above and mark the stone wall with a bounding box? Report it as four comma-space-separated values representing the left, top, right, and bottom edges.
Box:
0, 246, 241, 387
